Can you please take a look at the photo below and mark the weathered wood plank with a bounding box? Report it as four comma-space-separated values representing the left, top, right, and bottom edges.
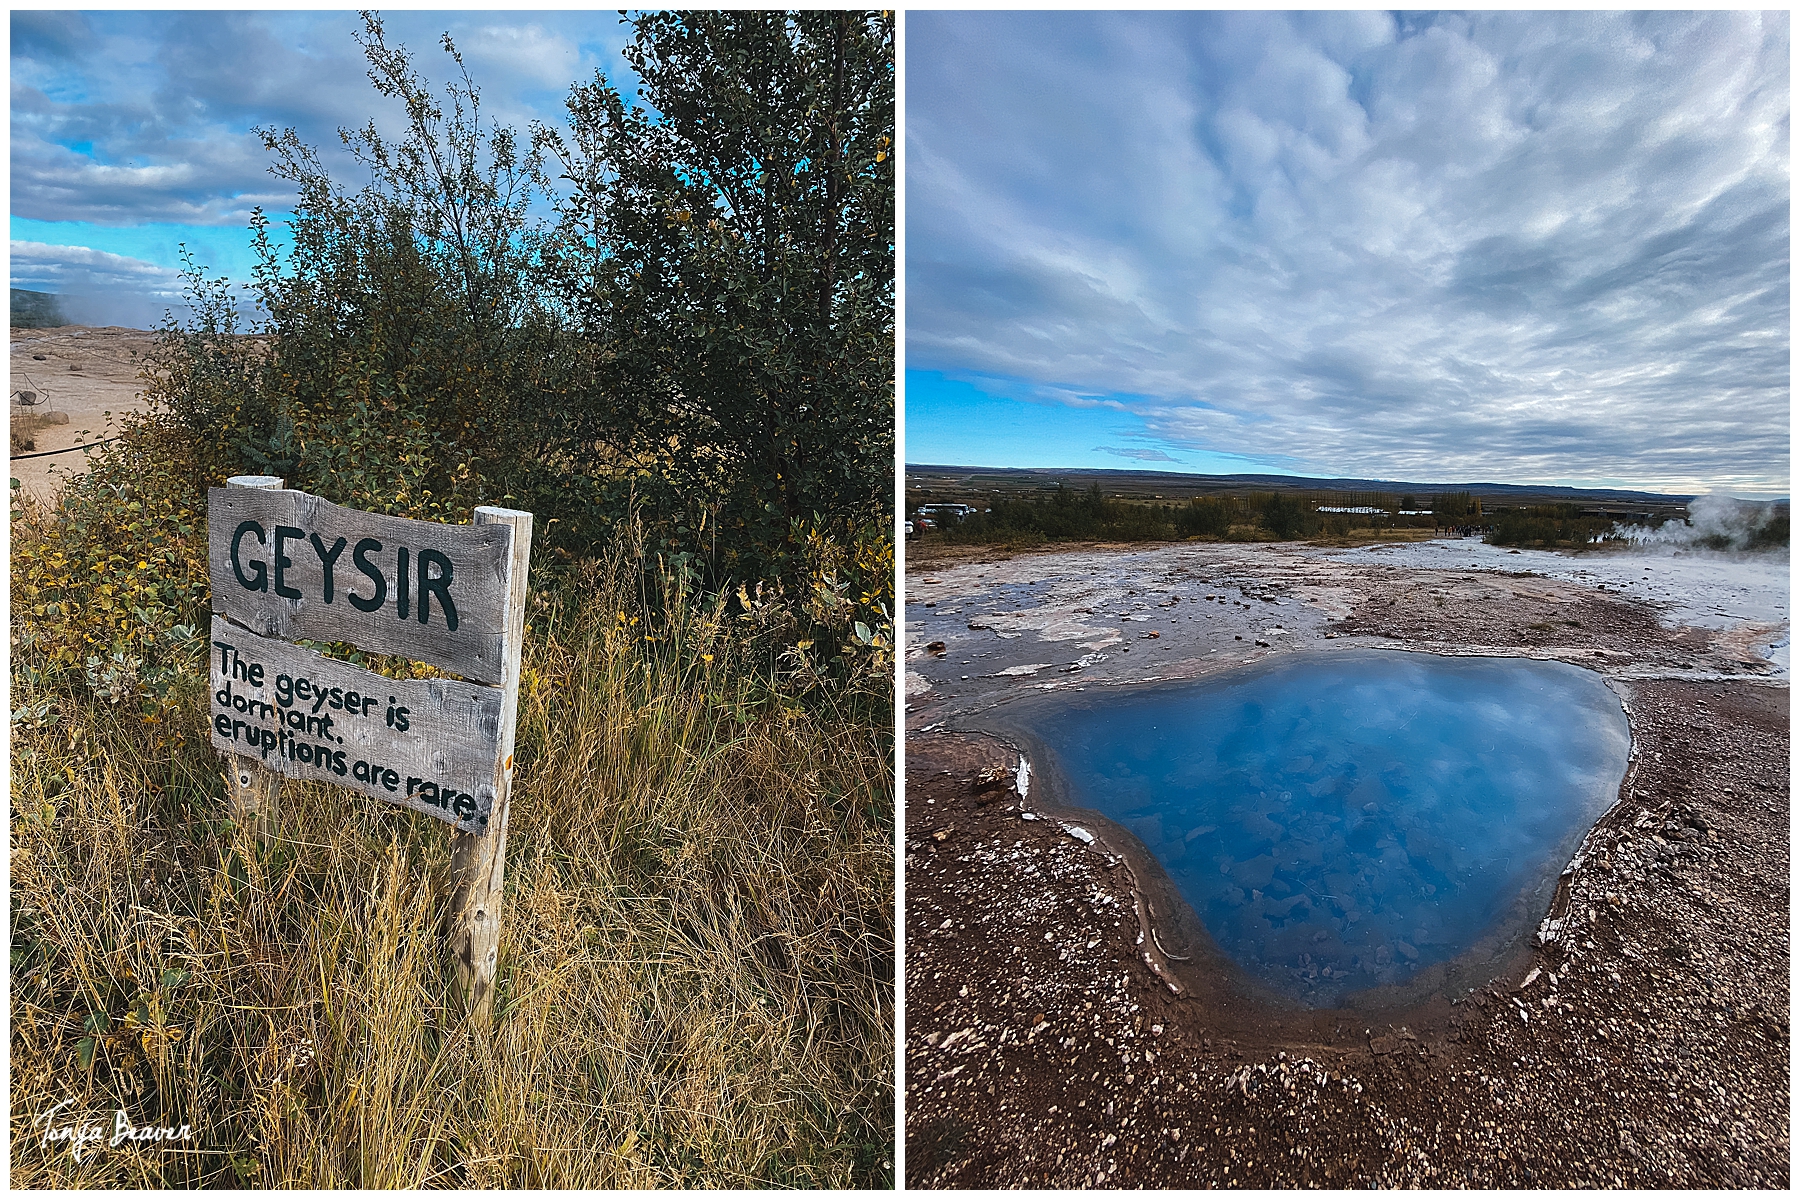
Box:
449, 505, 532, 1026
207, 486, 517, 684
207, 614, 504, 834
223, 475, 284, 852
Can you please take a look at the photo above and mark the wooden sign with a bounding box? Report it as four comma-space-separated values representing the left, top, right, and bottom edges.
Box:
208, 476, 532, 1027
207, 615, 503, 833
207, 486, 516, 685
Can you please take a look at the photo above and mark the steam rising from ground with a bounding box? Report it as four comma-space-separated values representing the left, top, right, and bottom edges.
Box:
10, 241, 195, 331
1613, 494, 1789, 554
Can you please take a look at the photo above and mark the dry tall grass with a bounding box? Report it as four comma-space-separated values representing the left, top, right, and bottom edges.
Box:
11, 525, 894, 1187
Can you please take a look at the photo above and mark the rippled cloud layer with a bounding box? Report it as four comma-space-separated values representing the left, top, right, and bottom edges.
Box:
907, 11, 1789, 496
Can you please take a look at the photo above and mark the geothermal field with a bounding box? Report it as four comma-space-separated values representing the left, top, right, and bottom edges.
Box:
9, 325, 161, 502
904, 534, 1787, 1188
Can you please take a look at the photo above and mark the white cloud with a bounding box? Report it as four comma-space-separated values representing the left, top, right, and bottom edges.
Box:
907, 11, 1789, 493
9, 11, 642, 228
460, 23, 585, 92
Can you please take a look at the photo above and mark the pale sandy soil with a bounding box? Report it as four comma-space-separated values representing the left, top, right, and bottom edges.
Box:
9, 325, 163, 503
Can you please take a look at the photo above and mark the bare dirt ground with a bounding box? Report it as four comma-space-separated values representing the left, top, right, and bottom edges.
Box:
903, 537, 1788, 1188
9, 325, 162, 502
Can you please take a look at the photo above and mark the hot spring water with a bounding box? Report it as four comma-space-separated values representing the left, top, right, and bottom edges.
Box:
1027, 651, 1630, 1007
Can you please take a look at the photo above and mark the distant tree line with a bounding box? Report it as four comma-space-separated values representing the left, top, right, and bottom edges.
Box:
1486, 503, 1611, 548
910, 485, 1704, 552
914, 487, 1363, 545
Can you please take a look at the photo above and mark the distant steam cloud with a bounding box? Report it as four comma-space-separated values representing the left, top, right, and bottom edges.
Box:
1614, 494, 1789, 553
10, 240, 192, 329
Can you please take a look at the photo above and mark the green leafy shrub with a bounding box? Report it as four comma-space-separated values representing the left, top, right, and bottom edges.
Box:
11, 412, 212, 727
537, 11, 895, 561
1176, 496, 1235, 537
1255, 491, 1319, 539
146, 12, 894, 599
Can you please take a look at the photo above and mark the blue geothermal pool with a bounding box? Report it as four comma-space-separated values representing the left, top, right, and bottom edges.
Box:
1028, 651, 1630, 1006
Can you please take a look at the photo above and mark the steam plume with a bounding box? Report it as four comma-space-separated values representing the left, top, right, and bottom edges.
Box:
1613, 493, 1789, 553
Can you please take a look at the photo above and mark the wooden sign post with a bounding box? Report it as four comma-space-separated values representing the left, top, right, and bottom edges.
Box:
207, 476, 532, 1026
219, 475, 285, 852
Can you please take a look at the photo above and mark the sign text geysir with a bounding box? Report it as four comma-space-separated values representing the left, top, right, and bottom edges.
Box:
207, 487, 523, 833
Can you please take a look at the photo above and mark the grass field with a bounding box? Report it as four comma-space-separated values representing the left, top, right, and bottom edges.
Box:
10, 449, 895, 1187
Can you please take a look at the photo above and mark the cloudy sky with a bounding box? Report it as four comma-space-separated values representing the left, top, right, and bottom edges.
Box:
906, 11, 1789, 498
11, 10, 639, 329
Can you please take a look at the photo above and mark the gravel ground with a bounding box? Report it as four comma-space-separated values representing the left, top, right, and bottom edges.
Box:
10, 325, 163, 501
903, 539, 1788, 1188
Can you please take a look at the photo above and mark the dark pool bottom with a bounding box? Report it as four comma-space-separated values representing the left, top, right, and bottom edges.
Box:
1023, 651, 1631, 1008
